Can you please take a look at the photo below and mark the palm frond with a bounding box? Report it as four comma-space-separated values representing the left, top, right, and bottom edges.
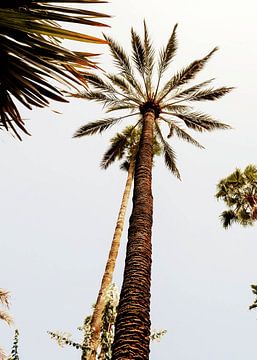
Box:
70, 91, 119, 107
101, 134, 128, 169
106, 74, 142, 104
162, 118, 204, 148
162, 104, 192, 113
155, 122, 180, 179
171, 79, 215, 99
154, 23, 178, 98
104, 35, 144, 97
0, 290, 10, 308
131, 28, 145, 77
106, 104, 138, 113
172, 111, 231, 132
159, 47, 218, 101
249, 284, 257, 310
73, 114, 137, 137
186, 86, 234, 102
0, 310, 13, 326
143, 21, 154, 91
85, 74, 116, 94
220, 210, 238, 229
157, 24, 178, 77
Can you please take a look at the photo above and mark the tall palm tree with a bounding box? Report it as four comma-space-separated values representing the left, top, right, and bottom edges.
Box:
216, 164, 257, 228
74, 23, 232, 359
0, 1, 109, 139
86, 126, 161, 360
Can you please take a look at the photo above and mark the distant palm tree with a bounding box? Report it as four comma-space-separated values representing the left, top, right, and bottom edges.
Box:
0, 1, 109, 139
86, 126, 161, 360
74, 23, 232, 359
216, 164, 257, 228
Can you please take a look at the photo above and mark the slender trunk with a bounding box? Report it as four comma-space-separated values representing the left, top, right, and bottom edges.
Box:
112, 111, 154, 360
84, 160, 135, 360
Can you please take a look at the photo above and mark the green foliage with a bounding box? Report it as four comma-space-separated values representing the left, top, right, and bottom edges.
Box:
216, 164, 257, 228
101, 125, 162, 170
249, 284, 257, 310
7, 330, 19, 360
74, 23, 232, 179
48, 284, 166, 359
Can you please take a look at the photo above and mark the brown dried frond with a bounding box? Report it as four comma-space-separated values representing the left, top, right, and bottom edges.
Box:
0, 289, 10, 308
0, 310, 13, 326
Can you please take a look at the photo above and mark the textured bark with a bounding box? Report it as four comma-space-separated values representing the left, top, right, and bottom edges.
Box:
112, 111, 154, 360
84, 160, 135, 360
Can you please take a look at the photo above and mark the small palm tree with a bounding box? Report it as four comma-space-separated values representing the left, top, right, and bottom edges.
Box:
0, 1, 109, 139
74, 23, 232, 359
216, 164, 257, 228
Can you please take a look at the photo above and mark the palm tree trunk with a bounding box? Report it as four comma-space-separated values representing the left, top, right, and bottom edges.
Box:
112, 110, 154, 360
84, 160, 135, 360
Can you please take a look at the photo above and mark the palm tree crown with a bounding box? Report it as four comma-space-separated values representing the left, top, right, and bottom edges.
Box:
0, 1, 109, 139
216, 164, 257, 228
74, 22, 232, 178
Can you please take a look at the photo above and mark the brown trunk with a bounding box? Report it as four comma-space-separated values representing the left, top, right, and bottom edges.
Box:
83, 160, 135, 360
111, 111, 154, 360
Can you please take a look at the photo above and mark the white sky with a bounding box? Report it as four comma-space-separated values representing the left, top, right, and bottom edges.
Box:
1, 1, 257, 359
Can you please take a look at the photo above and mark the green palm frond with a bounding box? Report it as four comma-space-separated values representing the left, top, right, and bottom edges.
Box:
131, 28, 145, 77
143, 21, 154, 91
106, 104, 138, 113
163, 118, 204, 148
172, 79, 215, 100
101, 134, 128, 169
185, 86, 234, 102
155, 123, 180, 179
173, 111, 231, 132
220, 210, 238, 229
157, 24, 178, 78
73, 114, 137, 137
104, 34, 144, 98
71, 91, 119, 107
106, 74, 142, 104
249, 284, 257, 310
159, 47, 218, 102
85, 74, 116, 94
162, 104, 192, 113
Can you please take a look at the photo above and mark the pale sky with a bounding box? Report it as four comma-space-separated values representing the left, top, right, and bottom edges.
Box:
1, 1, 257, 359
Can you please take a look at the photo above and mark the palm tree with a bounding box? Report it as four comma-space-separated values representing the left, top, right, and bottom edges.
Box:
86, 126, 161, 360
216, 165, 257, 312
74, 23, 232, 359
216, 164, 257, 228
0, 1, 109, 139
0, 289, 13, 360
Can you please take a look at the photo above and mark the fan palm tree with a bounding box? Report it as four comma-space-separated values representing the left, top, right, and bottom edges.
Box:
86, 126, 161, 360
74, 23, 232, 359
216, 164, 257, 228
0, 1, 109, 139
